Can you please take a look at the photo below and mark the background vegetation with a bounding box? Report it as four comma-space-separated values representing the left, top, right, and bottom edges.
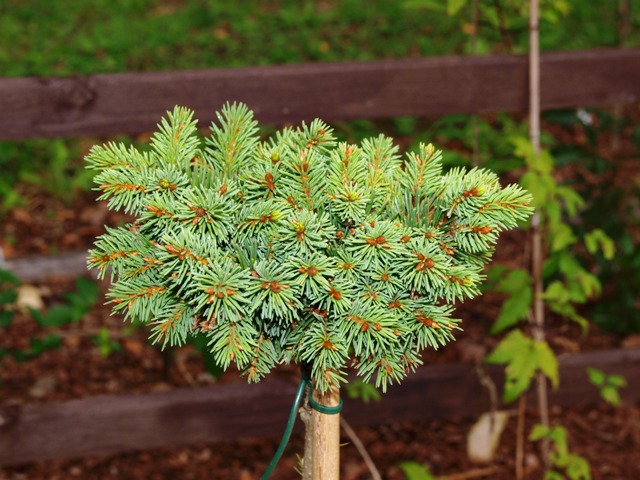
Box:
0, 1, 634, 78
1, 0, 639, 334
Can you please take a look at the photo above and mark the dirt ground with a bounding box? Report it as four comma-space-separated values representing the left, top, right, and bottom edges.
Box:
0, 269, 636, 480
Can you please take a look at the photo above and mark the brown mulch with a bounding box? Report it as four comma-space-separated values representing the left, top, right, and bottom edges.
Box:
0, 274, 634, 480
1, 400, 638, 479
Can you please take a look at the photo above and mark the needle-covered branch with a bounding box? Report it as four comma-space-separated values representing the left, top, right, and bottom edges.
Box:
88, 103, 533, 394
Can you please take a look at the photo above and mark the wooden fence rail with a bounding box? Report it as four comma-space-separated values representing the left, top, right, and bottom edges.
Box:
3, 47, 640, 282
1, 48, 639, 141
1, 348, 639, 467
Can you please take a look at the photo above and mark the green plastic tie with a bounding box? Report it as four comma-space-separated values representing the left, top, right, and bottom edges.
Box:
307, 390, 344, 414
260, 375, 310, 480
260, 371, 343, 479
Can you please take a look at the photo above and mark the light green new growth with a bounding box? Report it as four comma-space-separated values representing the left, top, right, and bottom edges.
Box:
87, 103, 533, 393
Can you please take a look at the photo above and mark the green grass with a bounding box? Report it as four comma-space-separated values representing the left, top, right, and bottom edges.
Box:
0, 0, 456, 76
0, 0, 633, 78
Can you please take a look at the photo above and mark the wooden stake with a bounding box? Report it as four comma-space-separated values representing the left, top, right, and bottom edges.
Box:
300, 404, 314, 480
515, 394, 527, 480
529, 0, 551, 467
311, 385, 341, 480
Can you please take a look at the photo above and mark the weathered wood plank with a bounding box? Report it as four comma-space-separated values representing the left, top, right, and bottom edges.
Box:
1, 348, 638, 466
4, 251, 91, 282
1, 49, 639, 140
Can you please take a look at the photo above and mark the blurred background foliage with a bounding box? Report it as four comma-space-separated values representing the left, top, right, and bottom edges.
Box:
0, 0, 638, 338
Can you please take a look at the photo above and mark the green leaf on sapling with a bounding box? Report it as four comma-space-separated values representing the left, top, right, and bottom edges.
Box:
519, 172, 547, 208
0, 310, 13, 328
575, 270, 601, 299
601, 386, 621, 407
13, 334, 62, 361
399, 461, 436, 480
38, 304, 74, 327
533, 340, 559, 389
446, 0, 466, 16
545, 471, 565, 480
346, 379, 381, 403
491, 286, 532, 334
557, 252, 581, 277
29, 307, 45, 325
550, 222, 577, 252
607, 374, 627, 389
544, 281, 569, 303
487, 331, 558, 402
584, 229, 615, 260
485, 329, 529, 364
545, 200, 562, 230
403, 0, 445, 11
66, 277, 100, 322
586, 367, 606, 387
529, 423, 550, 441
547, 301, 589, 334
190, 333, 224, 378
486, 330, 536, 403
555, 185, 585, 217
0, 288, 17, 305
73, 277, 100, 305
93, 327, 122, 358
0, 269, 20, 286
491, 269, 532, 334
565, 456, 591, 480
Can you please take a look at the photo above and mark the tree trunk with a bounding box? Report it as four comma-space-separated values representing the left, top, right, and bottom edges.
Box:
302, 385, 341, 480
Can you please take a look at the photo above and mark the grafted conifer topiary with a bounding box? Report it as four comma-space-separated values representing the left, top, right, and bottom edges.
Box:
88, 103, 533, 394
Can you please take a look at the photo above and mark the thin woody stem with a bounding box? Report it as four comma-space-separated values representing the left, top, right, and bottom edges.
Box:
529, 0, 551, 467
340, 416, 382, 480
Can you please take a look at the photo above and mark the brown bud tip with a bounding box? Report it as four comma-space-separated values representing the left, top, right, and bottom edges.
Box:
329, 288, 342, 300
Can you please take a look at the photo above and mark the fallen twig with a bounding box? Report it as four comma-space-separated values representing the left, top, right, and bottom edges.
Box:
340, 416, 382, 480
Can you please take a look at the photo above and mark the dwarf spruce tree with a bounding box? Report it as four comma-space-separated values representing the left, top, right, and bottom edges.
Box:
87, 103, 532, 395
